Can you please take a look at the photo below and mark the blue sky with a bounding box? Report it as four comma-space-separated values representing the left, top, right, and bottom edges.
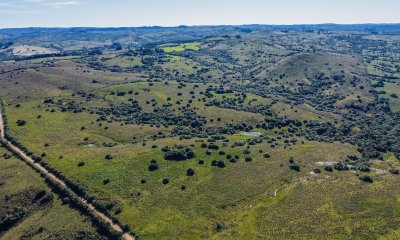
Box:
0, 0, 399, 28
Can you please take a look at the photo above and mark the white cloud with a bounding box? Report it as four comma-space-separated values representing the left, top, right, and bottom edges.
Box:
22, 0, 81, 8
47, 1, 80, 8
24, 0, 44, 3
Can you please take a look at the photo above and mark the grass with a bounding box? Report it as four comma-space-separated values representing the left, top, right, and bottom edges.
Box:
376, 82, 400, 112
162, 42, 202, 53
0, 147, 99, 239
2, 37, 400, 239
6, 99, 366, 239
5, 66, 400, 239
103, 56, 143, 68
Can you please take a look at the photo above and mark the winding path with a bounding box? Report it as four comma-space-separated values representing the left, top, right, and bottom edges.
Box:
0, 110, 135, 240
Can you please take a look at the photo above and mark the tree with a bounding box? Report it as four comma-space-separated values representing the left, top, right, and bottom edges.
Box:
313, 168, 321, 174
162, 178, 169, 184
186, 168, 195, 176
16, 120, 26, 126
217, 160, 225, 168
324, 166, 333, 172
359, 175, 373, 183
77, 161, 85, 167
148, 160, 159, 171
290, 164, 300, 172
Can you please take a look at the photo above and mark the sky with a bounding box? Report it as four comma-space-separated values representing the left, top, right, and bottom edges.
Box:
0, 0, 399, 28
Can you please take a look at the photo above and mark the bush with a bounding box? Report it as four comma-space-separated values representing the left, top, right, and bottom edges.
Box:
359, 175, 373, 183
207, 144, 219, 150
334, 162, 349, 171
186, 168, 195, 176
162, 178, 169, 184
148, 160, 159, 171
313, 168, 321, 174
164, 148, 196, 161
217, 160, 225, 168
16, 119, 26, 126
324, 166, 333, 172
77, 162, 85, 167
0, 207, 28, 230
289, 164, 300, 172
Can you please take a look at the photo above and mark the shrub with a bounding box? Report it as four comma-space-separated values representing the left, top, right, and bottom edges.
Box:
208, 144, 219, 150
148, 160, 159, 171
359, 175, 373, 183
186, 168, 195, 176
313, 168, 321, 174
324, 166, 333, 172
164, 148, 195, 161
77, 162, 85, 167
290, 164, 300, 172
16, 120, 26, 126
162, 178, 169, 184
217, 160, 225, 168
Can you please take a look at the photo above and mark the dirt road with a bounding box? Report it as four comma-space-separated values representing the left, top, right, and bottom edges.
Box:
0, 110, 135, 240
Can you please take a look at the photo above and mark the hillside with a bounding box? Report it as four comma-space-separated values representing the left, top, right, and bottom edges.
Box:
0, 24, 400, 240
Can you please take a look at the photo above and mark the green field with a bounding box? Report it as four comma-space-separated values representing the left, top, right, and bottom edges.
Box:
376, 82, 400, 112
162, 42, 202, 53
0, 147, 101, 239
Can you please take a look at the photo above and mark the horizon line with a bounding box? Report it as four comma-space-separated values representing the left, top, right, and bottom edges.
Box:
1, 22, 400, 30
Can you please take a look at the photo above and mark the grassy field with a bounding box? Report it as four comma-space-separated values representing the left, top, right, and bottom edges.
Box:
162, 42, 202, 53
6, 101, 400, 239
0, 147, 101, 239
376, 82, 400, 112
9, 96, 400, 239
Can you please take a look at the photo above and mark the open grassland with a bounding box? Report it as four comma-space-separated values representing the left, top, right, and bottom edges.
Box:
3, 104, 356, 239
376, 82, 400, 112
8, 97, 400, 239
6, 102, 400, 239
0, 147, 101, 239
162, 42, 202, 53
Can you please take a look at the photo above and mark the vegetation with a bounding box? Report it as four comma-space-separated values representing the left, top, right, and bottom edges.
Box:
0, 24, 400, 239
